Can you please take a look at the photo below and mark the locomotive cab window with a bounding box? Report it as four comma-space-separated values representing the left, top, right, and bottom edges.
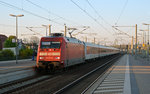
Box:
41, 41, 61, 49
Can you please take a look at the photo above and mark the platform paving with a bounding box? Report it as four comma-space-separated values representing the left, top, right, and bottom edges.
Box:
129, 55, 150, 94
0, 59, 36, 85
0, 59, 36, 74
84, 54, 150, 94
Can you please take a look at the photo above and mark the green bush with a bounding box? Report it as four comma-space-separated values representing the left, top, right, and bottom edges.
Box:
0, 49, 14, 60
19, 48, 33, 59
4, 36, 16, 48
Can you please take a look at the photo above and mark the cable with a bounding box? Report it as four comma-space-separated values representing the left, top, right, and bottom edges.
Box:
0, 24, 43, 28
0, 0, 63, 26
86, 0, 111, 26
86, 0, 118, 35
0, 24, 24, 27
26, 27, 43, 36
115, 0, 128, 25
70, 0, 112, 34
25, 0, 84, 27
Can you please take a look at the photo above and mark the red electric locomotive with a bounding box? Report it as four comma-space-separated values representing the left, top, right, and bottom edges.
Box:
36, 33, 85, 71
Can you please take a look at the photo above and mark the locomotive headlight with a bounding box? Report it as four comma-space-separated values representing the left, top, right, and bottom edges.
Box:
39, 57, 44, 59
40, 52, 47, 56
55, 57, 60, 59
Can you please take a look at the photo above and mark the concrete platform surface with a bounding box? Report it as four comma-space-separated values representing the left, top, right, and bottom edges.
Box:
0, 59, 36, 74
0, 59, 36, 85
84, 54, 150, 94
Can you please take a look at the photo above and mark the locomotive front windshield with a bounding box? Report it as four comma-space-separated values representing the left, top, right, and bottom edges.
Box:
41, 41, 61, 49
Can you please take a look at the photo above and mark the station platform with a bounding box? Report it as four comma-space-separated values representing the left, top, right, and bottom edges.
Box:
0, 59, 36, 85
84, 54, 150, 94
0, 59, 36, 73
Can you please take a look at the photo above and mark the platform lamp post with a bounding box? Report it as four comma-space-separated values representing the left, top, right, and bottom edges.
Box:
10, 14, 24, 64
143, 23, 150, 60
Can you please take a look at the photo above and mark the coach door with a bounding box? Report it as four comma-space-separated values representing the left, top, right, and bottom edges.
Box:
84, 42, 86, 61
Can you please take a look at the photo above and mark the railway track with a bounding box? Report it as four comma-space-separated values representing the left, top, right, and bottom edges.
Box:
0, 54, 121, 94
0, 69, 35, 85
53, 54, 121, 94
0, 73, 50, 94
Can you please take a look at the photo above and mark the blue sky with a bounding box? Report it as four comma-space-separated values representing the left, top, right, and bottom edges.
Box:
0, 0, 150, 45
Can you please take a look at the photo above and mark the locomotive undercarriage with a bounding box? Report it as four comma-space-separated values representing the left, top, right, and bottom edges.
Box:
37, 61, 63, 72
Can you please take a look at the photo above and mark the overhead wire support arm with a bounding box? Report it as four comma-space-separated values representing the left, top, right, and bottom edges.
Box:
72, 26, 90, 37
114, 26, 135, 27
26, 27, 43, 36
112, 26, 132, 38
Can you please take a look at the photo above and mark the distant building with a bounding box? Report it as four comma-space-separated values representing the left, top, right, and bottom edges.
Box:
0, 34, 7, 50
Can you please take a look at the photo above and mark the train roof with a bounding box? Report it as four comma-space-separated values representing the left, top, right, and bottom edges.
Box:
42, 33, 84, 44
41, 33, 119, 50
41, 36, 84, 44
64, 37, 84, 44
84, 42, 119, 50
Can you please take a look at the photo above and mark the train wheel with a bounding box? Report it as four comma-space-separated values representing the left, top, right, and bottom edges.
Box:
34, 67, 42, 73
46, 64, 55, 74
62, 67, 67, 72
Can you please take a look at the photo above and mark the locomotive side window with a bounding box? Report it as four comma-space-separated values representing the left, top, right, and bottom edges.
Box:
41, 41, 60, 49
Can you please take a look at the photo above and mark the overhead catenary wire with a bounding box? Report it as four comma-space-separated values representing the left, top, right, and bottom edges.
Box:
0, 23, 44, 36
115, 0, 128, 25
0, 0, 91, 38
86, 0, 112, 26
0, 0, 63, 26
25, 0, 84, 27
0, 24, 25, 27
0, 24, 44, 29
26, 27, 43, 36
86, 0, 129, 36
85, 0, 118, 35
70, 0, 113, 34
112, 0, 129, 42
